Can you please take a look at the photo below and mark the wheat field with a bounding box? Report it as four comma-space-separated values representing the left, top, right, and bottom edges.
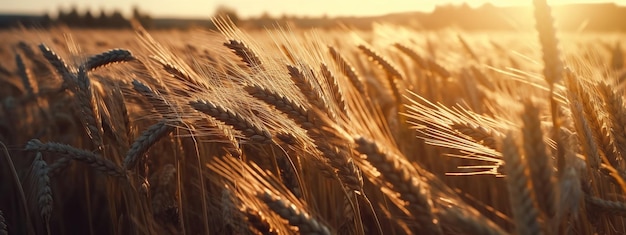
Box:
1, 1, 626, 235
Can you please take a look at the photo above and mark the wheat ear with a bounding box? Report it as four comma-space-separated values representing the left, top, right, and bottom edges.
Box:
358, 45, 404, 105
358, 45, 404, 80
85, 49, 135, 71
38, 44, 74, 85
31, 152, 53, 224
450, 121, 499, 150
26, 139, 125, 178
75, 66, 104, 150
151, 57, 209, 91
585, 195, 626, 217
47, 157, 72, 178
259, 190, 331, 235
328, 46, 367, 94
243, 84, 312, 128
598, 82, 626, 166
190, 100, 273, 143
354, 137, 441, 234
224, 39, 263, 69
17, 41, 49, 71
124, 120, 175, 170
533, 0, 563, 85
502, 133, 544, 235
131, 79, 174, 114
320, 63, 347, 115
521, 101, 556, 219
15, 53, 35, 97
287, 64, 333, 118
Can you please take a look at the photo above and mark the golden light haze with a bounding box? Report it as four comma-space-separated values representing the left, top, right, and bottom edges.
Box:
2, 0, 625, 18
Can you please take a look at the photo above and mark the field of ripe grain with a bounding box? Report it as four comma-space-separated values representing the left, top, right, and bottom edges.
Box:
2, 6, 626, 235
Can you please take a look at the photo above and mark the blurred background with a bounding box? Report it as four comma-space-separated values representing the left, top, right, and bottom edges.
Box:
1, 0, 626, 30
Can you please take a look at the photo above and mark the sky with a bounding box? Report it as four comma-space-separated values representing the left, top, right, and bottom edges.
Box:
1, 0, 625, 18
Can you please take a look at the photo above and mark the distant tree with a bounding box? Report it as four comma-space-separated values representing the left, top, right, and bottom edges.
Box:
66, 6, 80, 27
56, 8, 67, 26
41, 13, 52, 28
132, 6, 153, 28
96, 9, 109, 27
214, 5, 239, 25
84, 10, 95, 28
110, 10, 129, 28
